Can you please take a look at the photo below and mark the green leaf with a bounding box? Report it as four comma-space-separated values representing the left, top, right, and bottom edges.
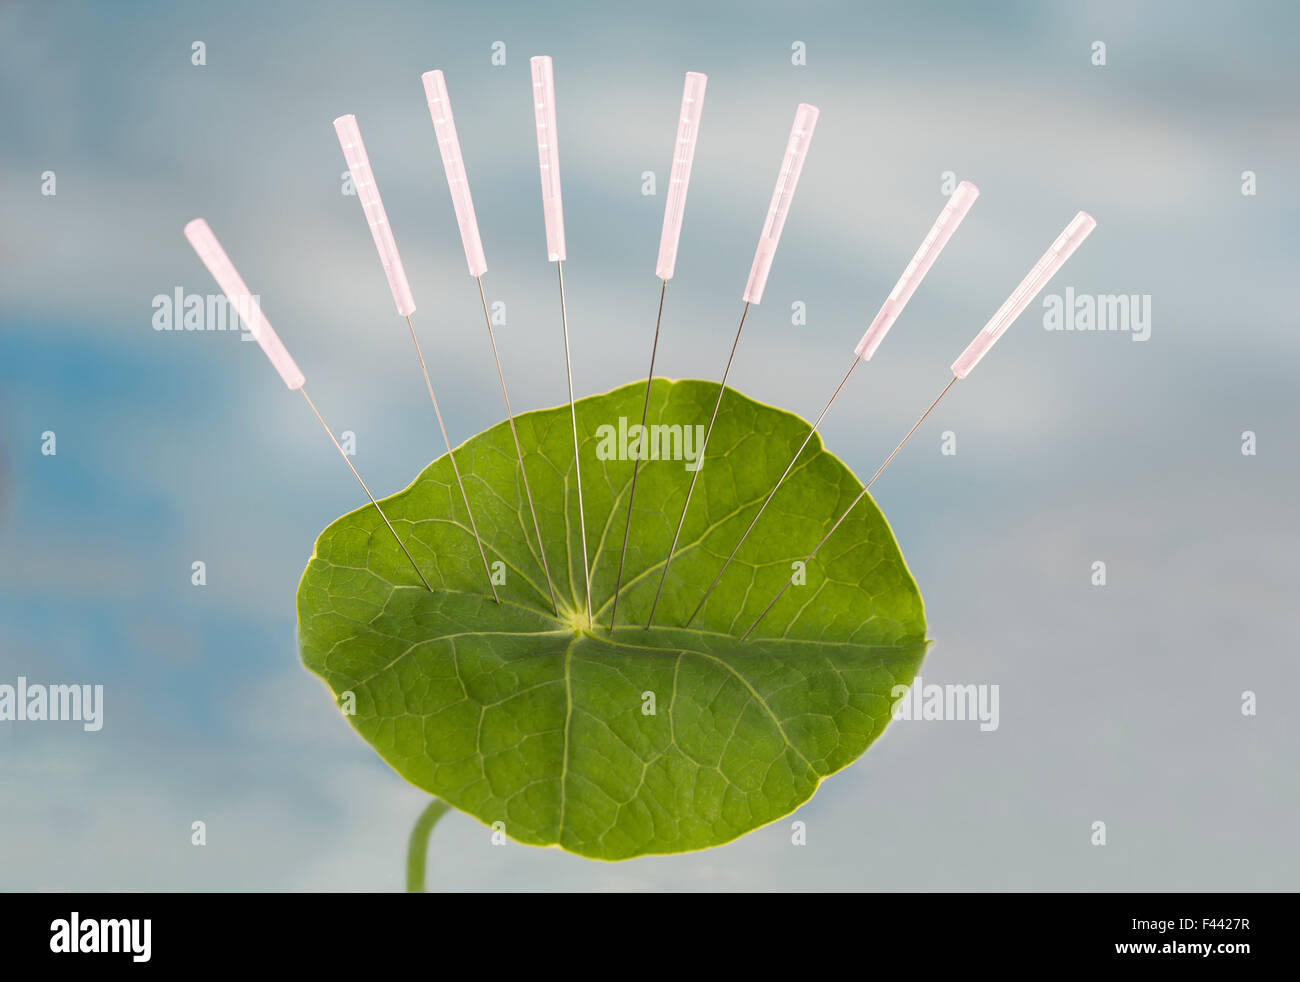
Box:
297, 379, 927, 860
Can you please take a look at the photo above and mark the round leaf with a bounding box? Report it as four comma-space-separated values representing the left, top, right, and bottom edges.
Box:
297, 379, 927, 860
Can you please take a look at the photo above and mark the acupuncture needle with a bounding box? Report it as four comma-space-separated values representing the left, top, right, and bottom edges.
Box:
333, 113, 499, 603
422, 69, 560, 616
183, 218, 434, 591
608, 71, 707, 631
740, 210, 1098, 640
683, 181, 979, 627
645, 102, 820, 629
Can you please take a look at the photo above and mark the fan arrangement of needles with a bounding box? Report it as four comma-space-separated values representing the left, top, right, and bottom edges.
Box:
185, 60, 1094, 859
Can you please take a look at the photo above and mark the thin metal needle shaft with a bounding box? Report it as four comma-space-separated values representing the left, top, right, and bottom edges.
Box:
685, 357, 859, 627
645, 302, 750, 629
609, 278, 668, 631
300, 388, 433, 592
475, 277, 558, 615
405, 314, 499, 604
741, 375, 958, 641
557, 261, 593, 628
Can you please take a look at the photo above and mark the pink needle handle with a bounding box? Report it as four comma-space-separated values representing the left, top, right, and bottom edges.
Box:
333, 114, 417, 316
422, 70, 487, 278
529, 56, 565, 262
951, 211, 1097, 378
655, 71, 707, 281
183, 219, 305, 390
743, 103, 819, 305
855, 180, 980, 361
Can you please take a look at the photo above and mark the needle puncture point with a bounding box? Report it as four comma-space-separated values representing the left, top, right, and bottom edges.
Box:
646, 102, 819, 629
183, 219, 433, 591
333, 114, 499, 603
741, 211, 1097, 641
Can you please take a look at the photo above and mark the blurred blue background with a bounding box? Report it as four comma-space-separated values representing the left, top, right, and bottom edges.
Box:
1, 0, 1296, 890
